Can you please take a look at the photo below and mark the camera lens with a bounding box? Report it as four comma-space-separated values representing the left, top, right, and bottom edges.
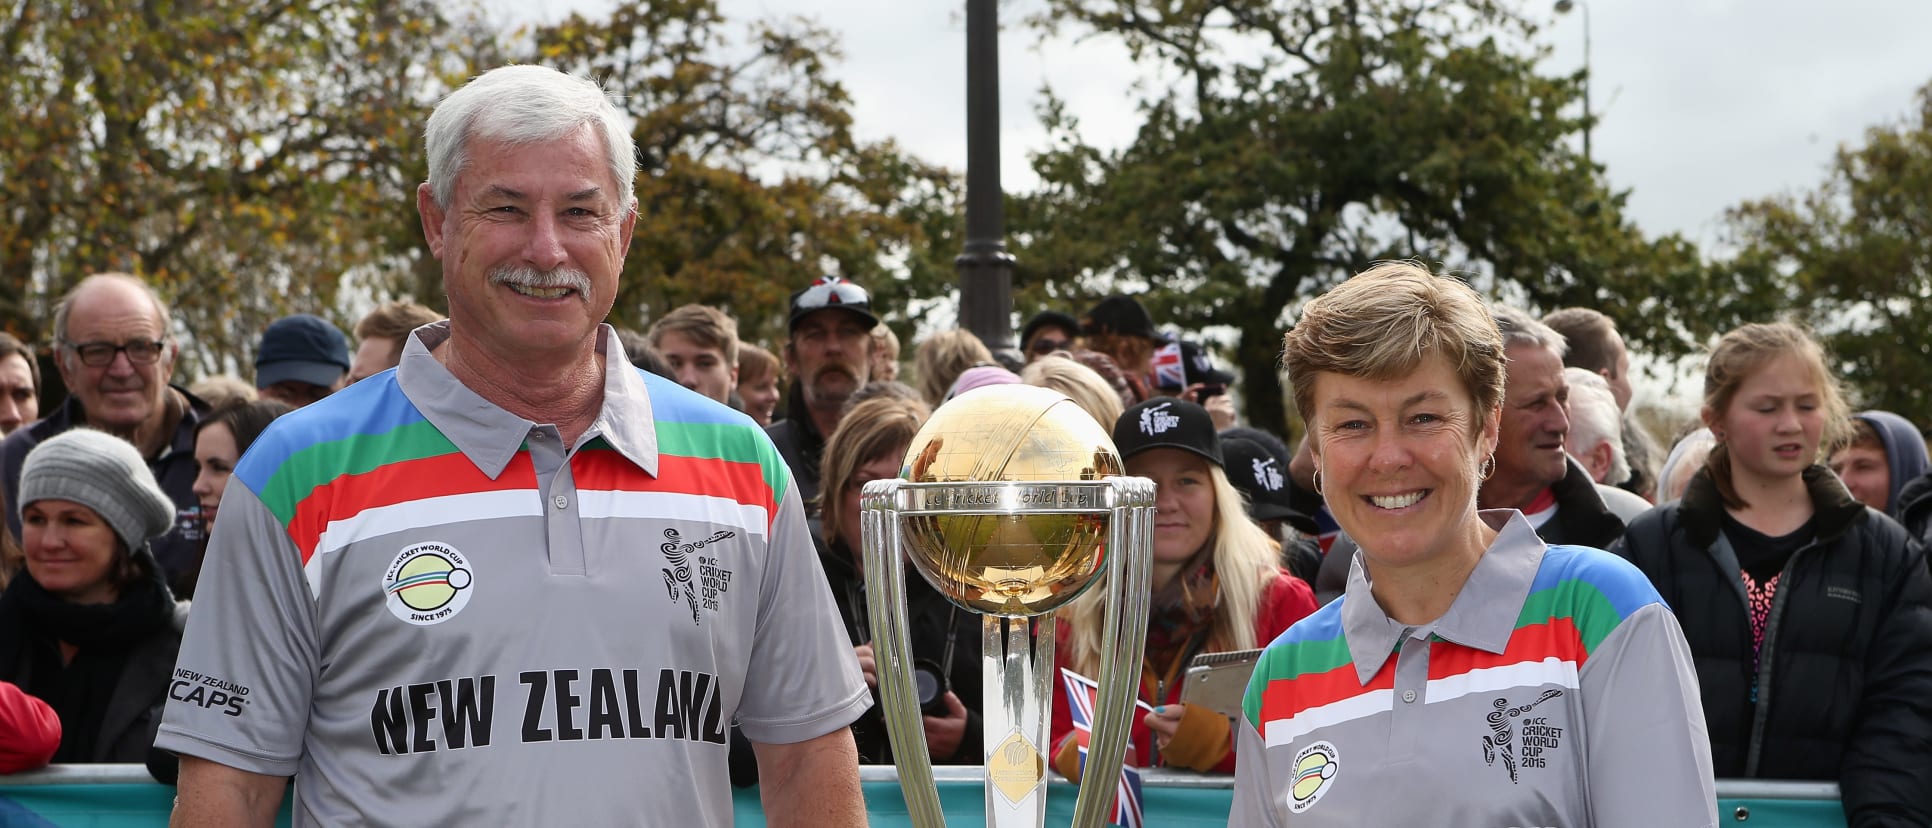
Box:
913, 659, 950, 717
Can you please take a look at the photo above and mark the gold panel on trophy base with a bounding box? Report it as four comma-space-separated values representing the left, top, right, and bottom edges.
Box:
901, 385, 1124, 618
986, 731, 1045, 804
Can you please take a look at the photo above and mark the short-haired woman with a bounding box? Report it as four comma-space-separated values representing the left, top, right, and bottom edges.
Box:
1231, 262, 1715, 824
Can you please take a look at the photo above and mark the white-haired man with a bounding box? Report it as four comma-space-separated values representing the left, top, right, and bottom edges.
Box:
1563, 367, 1653, 521
161, 66, 867, 827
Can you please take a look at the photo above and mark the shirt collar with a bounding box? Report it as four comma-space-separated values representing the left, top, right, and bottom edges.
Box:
1340, 510, 1546, 684
397, 321, 660, 479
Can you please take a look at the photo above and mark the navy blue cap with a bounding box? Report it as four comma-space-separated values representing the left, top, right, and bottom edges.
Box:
256, 314, 351, 389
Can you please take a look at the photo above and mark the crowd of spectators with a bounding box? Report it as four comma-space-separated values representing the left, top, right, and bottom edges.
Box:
2, 246, 1929, 824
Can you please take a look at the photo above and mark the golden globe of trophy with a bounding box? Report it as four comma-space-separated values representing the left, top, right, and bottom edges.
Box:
863, 384, 1152, 828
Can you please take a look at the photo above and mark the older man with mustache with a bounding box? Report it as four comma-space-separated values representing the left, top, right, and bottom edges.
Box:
1480, 306, 1624, 549
160, 66, 868, 827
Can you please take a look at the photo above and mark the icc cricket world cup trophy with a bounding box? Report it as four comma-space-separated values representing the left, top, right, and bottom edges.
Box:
862, 384, 1153, 827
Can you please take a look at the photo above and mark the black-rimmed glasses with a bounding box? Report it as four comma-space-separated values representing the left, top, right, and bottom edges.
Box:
62, 339, 167, 367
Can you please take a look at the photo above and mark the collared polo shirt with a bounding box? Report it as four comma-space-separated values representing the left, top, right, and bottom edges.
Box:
1230, 510, 1716, 826
158, 323, 867, 826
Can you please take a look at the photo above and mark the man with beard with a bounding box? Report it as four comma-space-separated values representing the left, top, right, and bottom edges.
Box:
0, 273, 210, 594
768, 275, 877, 512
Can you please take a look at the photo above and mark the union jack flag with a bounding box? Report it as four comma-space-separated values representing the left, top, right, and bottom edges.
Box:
1150, 342, 1185, 391
1061, 668, 1145, 828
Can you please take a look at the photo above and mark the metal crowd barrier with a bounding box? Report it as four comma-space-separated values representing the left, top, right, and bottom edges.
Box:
0, 764, 1846, 826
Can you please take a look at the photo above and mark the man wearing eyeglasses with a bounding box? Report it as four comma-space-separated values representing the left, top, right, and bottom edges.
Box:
769, 275, 878, 513
0, 272, 210, 595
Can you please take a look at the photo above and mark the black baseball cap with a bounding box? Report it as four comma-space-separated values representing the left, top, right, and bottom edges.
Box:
1021, 311, 1080, 352
1114, 397, 1222, 467
1182, 340, 1236, 386
787, 275, 879, 332
1221, 434, 1297, 522
1081, 295, 1167, 342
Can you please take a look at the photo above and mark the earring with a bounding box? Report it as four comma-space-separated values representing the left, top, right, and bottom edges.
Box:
1480, 454, 1495, 481
1312, 468, 1324, 497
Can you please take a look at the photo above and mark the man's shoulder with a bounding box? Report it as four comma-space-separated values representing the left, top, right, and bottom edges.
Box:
235, 374, 429, 489
637, 372, 782, 462
1524, 545, 1667, 652
0, 406, 70, 469
764, 417, 802, 447
635, 369, 759, 431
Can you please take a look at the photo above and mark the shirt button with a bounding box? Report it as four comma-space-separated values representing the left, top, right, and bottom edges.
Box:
1402, 689, 1417, 703
553, 495, 569, 510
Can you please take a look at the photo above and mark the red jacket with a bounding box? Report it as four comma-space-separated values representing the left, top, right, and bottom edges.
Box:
1049, 568, 1315, 777
0, 680, 60, 774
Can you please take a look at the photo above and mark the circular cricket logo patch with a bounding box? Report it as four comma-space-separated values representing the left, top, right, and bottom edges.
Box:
1289, 740, 1339, 813
383, 542, 474, 626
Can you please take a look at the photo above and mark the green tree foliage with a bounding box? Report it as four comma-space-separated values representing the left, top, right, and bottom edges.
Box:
0, 0, 468, 379
1013, 0, 1705, 433
1719, 83, 1932, 422
525, 0, 961, 349
2, 0, 959, 381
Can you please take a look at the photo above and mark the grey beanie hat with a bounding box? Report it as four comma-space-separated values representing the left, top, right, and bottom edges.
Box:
19, 429, 176, 553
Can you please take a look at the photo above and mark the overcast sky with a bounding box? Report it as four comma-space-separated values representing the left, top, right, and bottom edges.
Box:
492, 0, 1932, 244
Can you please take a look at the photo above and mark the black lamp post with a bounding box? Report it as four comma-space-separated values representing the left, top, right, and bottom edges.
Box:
956, 0, 1017, 353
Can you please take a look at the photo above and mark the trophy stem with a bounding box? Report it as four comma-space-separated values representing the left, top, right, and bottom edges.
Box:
982, 615, 1052, 827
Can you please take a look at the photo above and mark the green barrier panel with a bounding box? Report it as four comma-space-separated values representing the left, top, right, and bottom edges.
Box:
1716, 796, 1849, 827
730, 779, 1232, 827
0, 766, 1849, 827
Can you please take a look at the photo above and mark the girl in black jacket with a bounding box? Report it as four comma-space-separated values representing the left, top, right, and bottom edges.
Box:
1614, 322, 1932, 827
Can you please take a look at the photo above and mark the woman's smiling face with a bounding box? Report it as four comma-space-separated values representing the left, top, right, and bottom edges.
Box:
1310, 352, 1498, 571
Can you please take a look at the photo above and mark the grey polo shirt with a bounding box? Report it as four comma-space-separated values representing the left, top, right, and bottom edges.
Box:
1230, 510, 1716, 826
157, 323, 868, 826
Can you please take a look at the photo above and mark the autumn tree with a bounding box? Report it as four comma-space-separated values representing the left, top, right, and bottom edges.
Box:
0, 0, 478, 382
1717, 83, 1932, 422
1012, 0, 1707, 432
524, 0, 962, 349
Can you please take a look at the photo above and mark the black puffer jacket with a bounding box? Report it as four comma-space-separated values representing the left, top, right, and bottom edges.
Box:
1613, 466, 1932, 827
1530, 455, 1626, 550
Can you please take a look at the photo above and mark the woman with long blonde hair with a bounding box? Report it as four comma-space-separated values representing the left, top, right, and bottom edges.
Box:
1049, 397, 1316, 780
